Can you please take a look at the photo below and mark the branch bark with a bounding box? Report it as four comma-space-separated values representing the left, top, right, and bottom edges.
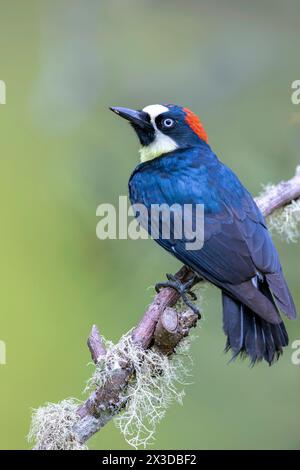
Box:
50, 167, 300, 446
255, 166, 300, 216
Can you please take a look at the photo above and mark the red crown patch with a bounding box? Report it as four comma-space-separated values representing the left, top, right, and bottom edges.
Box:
183, 107, 208, 143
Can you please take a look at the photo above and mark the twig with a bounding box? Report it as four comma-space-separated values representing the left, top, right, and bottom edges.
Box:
87, 325, 106, 364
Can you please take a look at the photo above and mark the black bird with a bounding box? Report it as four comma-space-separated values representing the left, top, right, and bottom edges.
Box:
110, 103, 297, 365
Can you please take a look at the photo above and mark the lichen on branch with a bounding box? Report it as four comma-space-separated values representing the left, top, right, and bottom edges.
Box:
28, 167, 300, 450
28, 399, 87, 450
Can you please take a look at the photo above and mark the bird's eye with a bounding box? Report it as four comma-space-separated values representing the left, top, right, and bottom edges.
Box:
162, 118, 175, 129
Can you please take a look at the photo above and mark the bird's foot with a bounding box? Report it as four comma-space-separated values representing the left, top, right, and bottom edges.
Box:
155, 273, 201, 319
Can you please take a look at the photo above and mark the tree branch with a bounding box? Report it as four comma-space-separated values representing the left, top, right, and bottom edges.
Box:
255, 166, 300, 216
32, 166, 300, 449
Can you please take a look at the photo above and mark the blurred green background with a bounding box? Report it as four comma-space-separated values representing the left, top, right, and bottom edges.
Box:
0, 0, 299, 450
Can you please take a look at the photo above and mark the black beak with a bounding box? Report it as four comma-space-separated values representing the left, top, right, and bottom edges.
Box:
110, 106, 152, 130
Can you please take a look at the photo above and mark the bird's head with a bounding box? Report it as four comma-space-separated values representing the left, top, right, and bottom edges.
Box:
110, 104, 208, 162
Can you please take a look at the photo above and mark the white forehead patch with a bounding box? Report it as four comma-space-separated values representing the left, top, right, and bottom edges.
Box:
140, 104, 177, 162
142, 104, 169, 122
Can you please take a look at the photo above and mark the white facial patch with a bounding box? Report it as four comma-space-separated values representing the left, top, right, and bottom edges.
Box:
143, 104, 169, 120
139, 104, 178, 162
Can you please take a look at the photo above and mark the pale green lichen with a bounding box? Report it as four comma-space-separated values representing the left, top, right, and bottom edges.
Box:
29, 286, 201, 450
28, 398, 87, 450
259, 184, 300, 243
115, 337, 193, 449
268, 199, 300, 243
86, 333, 194, 449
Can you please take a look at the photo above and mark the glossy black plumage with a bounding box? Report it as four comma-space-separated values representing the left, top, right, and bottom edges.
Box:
129, 142, 296, 365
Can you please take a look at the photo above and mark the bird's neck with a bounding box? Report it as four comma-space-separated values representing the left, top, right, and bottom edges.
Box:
139, 140, 211, 164
139, 134, 178, 162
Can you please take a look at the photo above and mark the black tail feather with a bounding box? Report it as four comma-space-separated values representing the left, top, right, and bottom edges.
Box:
266, 271, 297, 320
223, 293, 288, 366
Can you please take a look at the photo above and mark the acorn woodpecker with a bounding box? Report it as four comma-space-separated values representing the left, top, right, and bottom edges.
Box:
110, 104, 297, 365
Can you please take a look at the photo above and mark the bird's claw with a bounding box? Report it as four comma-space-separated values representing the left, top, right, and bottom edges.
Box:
155, 273, 201, 319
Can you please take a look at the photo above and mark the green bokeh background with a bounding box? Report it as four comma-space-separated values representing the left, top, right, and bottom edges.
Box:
0, 0, 299, 450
